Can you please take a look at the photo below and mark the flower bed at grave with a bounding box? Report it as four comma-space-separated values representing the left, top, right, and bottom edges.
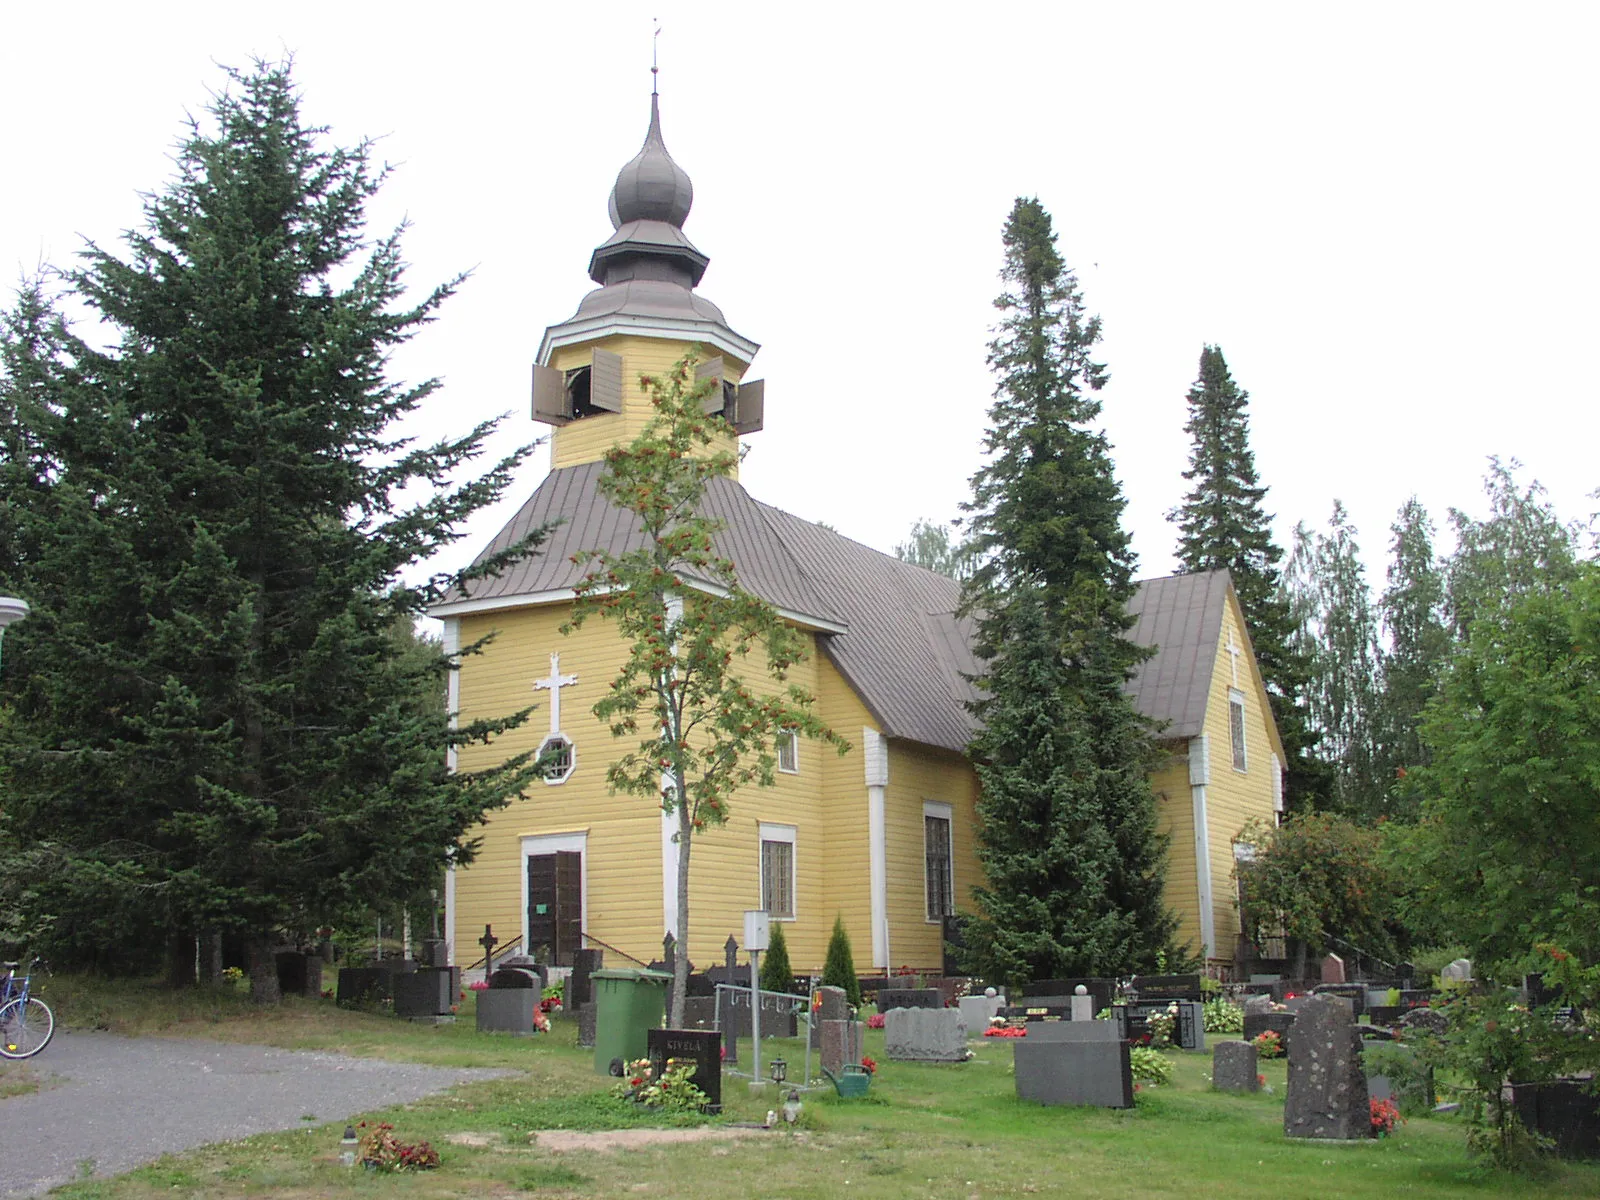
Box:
984, 1025, 1026, 1038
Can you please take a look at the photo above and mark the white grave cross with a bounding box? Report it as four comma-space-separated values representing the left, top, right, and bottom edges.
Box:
534, 653, 578, 732
1224, 631, 1243, 687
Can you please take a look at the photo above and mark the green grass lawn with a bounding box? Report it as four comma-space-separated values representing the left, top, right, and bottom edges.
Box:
22, 978, 1600, 1199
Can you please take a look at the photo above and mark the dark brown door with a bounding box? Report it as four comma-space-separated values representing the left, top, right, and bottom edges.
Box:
527, 851, 583, 967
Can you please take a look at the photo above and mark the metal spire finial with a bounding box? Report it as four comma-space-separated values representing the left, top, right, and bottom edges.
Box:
652, 19, 660, 96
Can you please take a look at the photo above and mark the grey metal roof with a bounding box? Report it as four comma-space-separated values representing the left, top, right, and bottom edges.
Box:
442, 470, 1235, 753
440, 462, 840, 628
1124, 570, 1233, 741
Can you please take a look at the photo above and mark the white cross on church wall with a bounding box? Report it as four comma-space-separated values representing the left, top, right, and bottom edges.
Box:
534, 653, 578, 733
1224, 631, 1243, 687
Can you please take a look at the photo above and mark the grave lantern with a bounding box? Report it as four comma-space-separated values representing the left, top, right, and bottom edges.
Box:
770, 1057, 787, 1085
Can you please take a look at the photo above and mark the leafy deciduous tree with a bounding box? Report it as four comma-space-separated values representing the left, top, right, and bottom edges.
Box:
565, 352, 845, 1028
892, 517, 974, 580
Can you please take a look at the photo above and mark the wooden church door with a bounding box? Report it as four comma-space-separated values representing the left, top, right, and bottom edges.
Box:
527, 851, 582, 967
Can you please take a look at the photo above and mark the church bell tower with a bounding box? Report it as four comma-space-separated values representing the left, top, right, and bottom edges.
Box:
532, 92, 763, 475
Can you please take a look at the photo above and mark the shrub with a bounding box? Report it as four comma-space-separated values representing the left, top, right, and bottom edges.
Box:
1202, 998, 1243, 1034
356, 1122, 440, 1172
760, 922, 793, 994
1252, 1030, 1284, 1059
1128, 1045, 1174, 1085
822, 915, 861, 1007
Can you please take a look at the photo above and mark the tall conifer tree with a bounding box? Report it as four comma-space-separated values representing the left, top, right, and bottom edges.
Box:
960, 198, 1175, 985
0, 63, 542, 995
1168, 345, 1328, 810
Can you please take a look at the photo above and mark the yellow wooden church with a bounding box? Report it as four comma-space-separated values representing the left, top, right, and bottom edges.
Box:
432, 94, 1285, 980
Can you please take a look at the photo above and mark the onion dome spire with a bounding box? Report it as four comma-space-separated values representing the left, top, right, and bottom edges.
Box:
607, 94, 694, 229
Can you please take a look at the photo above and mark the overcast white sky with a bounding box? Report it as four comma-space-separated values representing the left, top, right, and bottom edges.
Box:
5, 3, 1596, 602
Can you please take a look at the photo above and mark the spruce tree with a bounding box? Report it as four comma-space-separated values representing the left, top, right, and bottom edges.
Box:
1168, 345, 1329, 810
1374, 497, 1450, 813
960, 197, 1175, 985
0, 63, 542, 994
760, 921, 794, 994
821, 915, 862, 1007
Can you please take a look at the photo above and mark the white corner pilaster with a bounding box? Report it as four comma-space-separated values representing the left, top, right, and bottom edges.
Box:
864, 728, 889, 970
1188, 735, 1215, 959
442, 617, 461, 962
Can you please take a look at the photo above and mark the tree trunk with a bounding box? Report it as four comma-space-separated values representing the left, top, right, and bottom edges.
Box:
165, 932, 195, 989
205, 930, 224, 986
1292, 937, 1308, 981
247, 934, 281, 1005
671, 802, 692, 1029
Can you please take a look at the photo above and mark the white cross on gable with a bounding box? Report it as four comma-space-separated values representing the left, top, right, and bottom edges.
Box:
1224, 631, 1243, 687
534, 653, 578, 734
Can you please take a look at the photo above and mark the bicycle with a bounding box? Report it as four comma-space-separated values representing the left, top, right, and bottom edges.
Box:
0, 957, 54, 1059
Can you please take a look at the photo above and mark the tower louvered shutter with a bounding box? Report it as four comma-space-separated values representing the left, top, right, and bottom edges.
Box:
589, 348, 624, 412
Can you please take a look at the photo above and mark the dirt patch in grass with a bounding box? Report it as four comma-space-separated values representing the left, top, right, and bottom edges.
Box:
530, 1125, 782, 1152
0, 1062, 51, 1099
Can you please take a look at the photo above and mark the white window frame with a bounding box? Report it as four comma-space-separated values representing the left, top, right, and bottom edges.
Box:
537, 732, 576, 785
1228, 688, 1248, 773
923, 801, 954, 923
759, 822, 797, 921
777, 729, 799, 775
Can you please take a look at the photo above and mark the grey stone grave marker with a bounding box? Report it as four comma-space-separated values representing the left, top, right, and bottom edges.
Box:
809, 985, 848, 1049
877, 987, 942, 1011
1014, 1021, 1133, 1108
885, 1007, 967, 1062
1321, 953, 1346, 984
1213, 1040, 1259, 1092
821, 1017, 864, 1077
1284, 995, 1369, 1140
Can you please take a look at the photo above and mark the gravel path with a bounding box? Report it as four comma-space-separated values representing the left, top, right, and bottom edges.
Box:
0, 1030, 513, 1198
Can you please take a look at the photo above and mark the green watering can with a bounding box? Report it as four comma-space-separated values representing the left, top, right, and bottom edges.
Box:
820, 1065, 872, 1098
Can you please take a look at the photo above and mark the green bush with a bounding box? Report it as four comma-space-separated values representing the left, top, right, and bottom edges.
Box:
1128, 1045, 1174, 1086
1202, 998, 1243, 1034
760, 922, 794, 994
822, 915, 861, 1007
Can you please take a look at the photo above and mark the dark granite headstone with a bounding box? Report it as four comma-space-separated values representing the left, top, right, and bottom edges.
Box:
489, 961, 545, 989
1312, 983, 1367, 1015
476, 988, 536, 1034
577, 1000, 597, 1048
1132, 974, 1204, 1002
877, 987, 942, 1011
1024, 978, 1117, 1017
336, 967, 391, 1007
1014, 1022, 1133, 1108
569, 948, 603, 1008
1284, 995, 1369, 1140
394, 967, 455, 1020
1213, 1040, 1260, 1092
648, 1027, 721, 1113
421, 939, 449, 969
1511, 1079, 1600, 1159
1243, 1011, 1297, 1044
1176, 999, 1205, 1050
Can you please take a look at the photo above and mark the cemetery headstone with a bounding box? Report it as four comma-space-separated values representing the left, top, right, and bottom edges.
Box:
577, 1000, 597, 1048
958, 992, 1004, 1033
1243, 994, 1275, 1016
394, 967, 455, 1021
884, 1007, 967, 1062
1133, 974, 1204, 1002
877, 987, 942, 1012
421, 939, 449, 969
569, 948, 604, 1008
647, 1027, 721, 1114
1213, 1040, 1259, 1092
1441, 958, 1473, 985
1176, 999, 1205, 1050
809, 985, 848, 1049
1283, 995, 1369, 1140
1026, 978, 1117, 1016
1014, 1021, 1133, 1108
335, 967, 390, 1008
820, 1018, 864, 1077
1321, 953, 1346, 984
1510, 1079, 1600, 1159
1398, 1006, 1448, 1037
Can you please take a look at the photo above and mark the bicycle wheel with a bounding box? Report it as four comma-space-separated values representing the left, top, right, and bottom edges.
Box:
0, 996, 54, 1058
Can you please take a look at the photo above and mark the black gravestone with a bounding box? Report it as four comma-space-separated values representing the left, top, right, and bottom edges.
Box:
336, 967, 391, 1007
1025, 978, 1117, 1016
647, 1027, 722, 1113
569, 948, 603, 1008
1133, 974, 1204, 1002
876, 988, 942, 1011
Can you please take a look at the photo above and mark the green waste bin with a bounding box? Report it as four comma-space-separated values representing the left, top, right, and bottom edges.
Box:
592, 967, 672, 1074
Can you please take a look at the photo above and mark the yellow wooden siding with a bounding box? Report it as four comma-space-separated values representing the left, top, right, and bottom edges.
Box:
1196, 596, 1281, 965
1151, 756, 1202, 960
549, 335, 747, 474
884, 742, 981, 972
452, 604, 664, 963
814, 652, 878, 976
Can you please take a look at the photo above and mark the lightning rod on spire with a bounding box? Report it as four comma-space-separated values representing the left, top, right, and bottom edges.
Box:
652, 19, 660, 95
